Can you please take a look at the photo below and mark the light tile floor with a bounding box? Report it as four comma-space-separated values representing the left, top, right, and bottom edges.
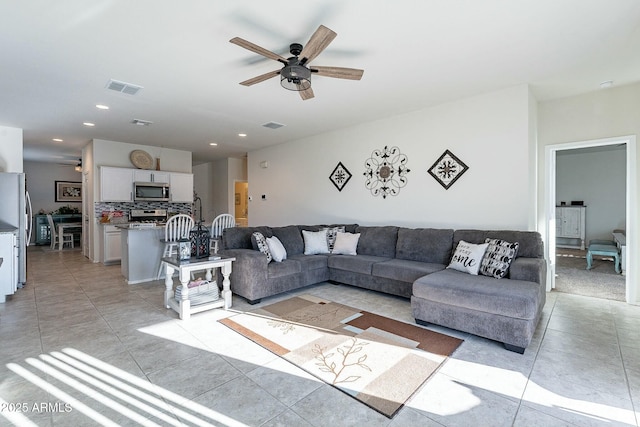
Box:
0, 247, 638, 426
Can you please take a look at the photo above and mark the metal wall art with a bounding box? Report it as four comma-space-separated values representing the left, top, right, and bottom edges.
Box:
329, 162, 352, 192
363, 145, 411, 199
428, 149, 469, 190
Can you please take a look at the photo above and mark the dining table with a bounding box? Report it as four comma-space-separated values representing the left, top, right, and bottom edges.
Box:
58, 222, 82, 250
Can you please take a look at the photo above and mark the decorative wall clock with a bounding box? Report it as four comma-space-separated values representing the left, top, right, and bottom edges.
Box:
363, 145, 411, 199
428, 149, 468, 190
329, 162, 352, 191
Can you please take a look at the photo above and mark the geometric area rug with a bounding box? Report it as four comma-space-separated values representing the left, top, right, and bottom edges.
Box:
219, 295, 463, 418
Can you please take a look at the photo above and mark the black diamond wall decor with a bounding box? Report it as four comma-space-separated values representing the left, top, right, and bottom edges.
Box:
329, 162, 352, 191
428, 149, 468, 190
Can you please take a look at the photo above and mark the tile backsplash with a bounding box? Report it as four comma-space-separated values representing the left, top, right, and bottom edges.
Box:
94, 202, 192, 220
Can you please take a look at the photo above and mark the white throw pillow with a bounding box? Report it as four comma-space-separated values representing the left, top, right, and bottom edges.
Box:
302, 229, 330, 255
266, 236, 287, 262
331, 232, 360, 255
447, 240, 488, 275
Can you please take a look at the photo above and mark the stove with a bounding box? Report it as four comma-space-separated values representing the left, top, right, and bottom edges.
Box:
129, 209, 167, 228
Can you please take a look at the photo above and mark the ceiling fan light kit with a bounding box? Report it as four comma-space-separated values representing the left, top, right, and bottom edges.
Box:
230, 25, 363, 100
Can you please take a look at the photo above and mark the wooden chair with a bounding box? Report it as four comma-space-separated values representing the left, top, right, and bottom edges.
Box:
47, 214, 73, 250
210, 213, 236, 254
157, 214, 194, 279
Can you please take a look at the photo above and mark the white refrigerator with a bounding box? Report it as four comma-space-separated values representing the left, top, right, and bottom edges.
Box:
0, 172, 32, 298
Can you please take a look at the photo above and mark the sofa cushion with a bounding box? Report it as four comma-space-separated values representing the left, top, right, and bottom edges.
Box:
355, 226, 398, 258
395, 228, 454, 264
289, 254, 329, 270
413, 269, 541, 319
267, 259, 302, 278
372, 259, 446, 283
328, 254, 392, 275
480, 238, 519, 279
223, 226, 272, 250
454, 230, 542, 258
272, 225, 304, 255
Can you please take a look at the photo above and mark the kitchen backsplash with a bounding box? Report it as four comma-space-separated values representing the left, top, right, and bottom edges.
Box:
94, 202, 192, 220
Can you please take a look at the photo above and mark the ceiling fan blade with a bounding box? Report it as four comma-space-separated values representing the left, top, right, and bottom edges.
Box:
239, 70, 280, 86
299, 25, 337, 65
230, 37, 288, 64
299, 87, 315, 100
312, 66, 364, 80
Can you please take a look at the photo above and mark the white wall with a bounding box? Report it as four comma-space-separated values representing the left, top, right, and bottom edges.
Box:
193, 162, 215, 223
91, 139, 192, 173
0, 126, 23, 173
556, 146, 626, 241
538, 82, 640, 304
248, 85, 535, 230
23, 161, 83, 216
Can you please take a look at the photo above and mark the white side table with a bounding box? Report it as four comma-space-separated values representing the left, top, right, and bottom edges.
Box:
163, 256, 235, 320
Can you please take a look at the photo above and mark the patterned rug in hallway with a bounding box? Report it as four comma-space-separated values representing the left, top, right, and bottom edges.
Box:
219, 295, 463, 418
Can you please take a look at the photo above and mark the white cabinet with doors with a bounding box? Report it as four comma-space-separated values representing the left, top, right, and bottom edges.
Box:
100, 167, 134, 202
170, 173, 194, 202
102, 225, 122, 264
0, 232, 17, 302
556, 206, 586, 250
134, 170, 170, 183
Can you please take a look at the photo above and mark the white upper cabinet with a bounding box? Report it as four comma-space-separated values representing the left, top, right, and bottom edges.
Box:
100, 167, 134, 202
170, 173, 194, 202
133, 170, 170, 183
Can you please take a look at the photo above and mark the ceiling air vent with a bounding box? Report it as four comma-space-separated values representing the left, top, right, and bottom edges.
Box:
131, 119, 153, 126
262, 121, 286, 130
106, 79, 143, 95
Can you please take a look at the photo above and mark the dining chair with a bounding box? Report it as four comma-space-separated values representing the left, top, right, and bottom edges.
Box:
157, 214, 194, 279
47, 214, 73, 250
210, 213, 236, 254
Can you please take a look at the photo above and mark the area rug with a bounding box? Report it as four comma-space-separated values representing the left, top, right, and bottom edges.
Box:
219, 295, 463, 418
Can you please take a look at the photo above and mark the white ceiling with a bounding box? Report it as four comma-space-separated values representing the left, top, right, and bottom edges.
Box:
2, 0, 639, 166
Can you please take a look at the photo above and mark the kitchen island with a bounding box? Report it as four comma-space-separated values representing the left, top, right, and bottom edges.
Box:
119, 225, 165, 284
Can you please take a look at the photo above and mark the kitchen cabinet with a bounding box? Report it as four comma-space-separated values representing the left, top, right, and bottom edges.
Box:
100, 167, 134, 202
103, 225, 122, 264
0, 232, 17, 302
134, 170, 169, 184
170, 173, 194, 202
34, 214, 82, 245
556, 206, 586, 250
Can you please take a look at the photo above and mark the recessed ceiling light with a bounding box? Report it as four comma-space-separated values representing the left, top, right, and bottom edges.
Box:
83, 122, 95, 127
238, 133, 247, 137
209, 142, 218, 146
96, 104, 109, 110
52, 138, 63, 142
600, 80, 614, 89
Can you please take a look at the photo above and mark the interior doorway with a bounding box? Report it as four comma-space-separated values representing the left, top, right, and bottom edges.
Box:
234, 181, 248, 227
544, 135, 637, 303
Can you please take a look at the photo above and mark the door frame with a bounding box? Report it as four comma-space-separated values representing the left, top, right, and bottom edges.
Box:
544, 135, 637, 303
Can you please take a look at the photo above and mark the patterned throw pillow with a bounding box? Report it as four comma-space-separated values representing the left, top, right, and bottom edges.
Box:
480, 238, 519, 279
252, 232, 272, 263
447, 240, 488, 275
324, 226, 345, 252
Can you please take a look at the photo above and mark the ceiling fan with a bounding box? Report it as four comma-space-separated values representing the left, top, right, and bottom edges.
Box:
230, 25, 364, 100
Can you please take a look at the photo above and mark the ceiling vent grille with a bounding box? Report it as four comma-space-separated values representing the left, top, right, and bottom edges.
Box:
262, 121, 285, 129
131, 119, 153, 126
106, 79, 143, 95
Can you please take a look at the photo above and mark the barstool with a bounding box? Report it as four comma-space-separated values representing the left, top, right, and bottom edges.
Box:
157, 214, 194, 279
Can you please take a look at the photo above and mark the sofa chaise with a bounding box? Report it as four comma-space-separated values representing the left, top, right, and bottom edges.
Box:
220, 224, 546, 353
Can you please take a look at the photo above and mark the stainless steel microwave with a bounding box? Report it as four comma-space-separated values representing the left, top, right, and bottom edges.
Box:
134, 182, 170, 202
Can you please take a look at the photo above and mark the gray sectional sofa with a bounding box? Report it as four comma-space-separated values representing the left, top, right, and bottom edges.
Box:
220, 224, 546, 353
